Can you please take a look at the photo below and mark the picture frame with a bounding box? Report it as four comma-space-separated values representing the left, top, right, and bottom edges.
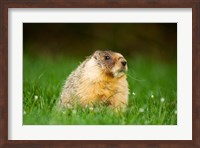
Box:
0, 0, 199, 147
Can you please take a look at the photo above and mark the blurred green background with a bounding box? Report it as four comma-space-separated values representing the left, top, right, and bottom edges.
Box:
23, 23, 177, 125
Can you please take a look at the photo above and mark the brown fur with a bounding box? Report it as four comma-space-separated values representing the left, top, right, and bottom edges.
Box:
60, 50, 129, 109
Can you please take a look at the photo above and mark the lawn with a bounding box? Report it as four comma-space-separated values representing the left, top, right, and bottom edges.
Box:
23, 54, 177, 125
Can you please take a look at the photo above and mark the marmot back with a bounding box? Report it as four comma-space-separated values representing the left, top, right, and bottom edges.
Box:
60, 50, 129, 109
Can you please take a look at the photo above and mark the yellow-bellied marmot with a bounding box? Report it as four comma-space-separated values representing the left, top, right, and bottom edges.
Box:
60, 50, 129, 109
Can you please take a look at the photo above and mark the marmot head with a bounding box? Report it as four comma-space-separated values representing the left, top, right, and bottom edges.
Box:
93, 50, 128, 78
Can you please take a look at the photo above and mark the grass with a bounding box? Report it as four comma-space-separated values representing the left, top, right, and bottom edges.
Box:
23, 54, 177, 125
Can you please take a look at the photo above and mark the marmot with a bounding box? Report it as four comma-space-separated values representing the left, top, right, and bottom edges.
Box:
60, 50, 129, 109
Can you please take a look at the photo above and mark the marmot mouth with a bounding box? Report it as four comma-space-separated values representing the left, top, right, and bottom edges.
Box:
113, 69, 126, 78
119, 69, 126, 73
118, 67, 127, 73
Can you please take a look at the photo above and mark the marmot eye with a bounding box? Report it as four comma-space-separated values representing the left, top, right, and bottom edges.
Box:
105, 55, 110, 60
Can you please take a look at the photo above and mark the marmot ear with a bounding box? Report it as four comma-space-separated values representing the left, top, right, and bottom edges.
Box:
93, 50, 102, 60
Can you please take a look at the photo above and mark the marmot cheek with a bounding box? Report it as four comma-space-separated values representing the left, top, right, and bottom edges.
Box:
110, 67, 118, 77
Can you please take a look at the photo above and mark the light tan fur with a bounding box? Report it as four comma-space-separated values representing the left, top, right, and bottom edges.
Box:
60, 50, 129, 109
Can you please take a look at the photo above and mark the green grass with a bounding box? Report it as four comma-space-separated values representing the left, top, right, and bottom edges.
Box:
23, 54, 177, 125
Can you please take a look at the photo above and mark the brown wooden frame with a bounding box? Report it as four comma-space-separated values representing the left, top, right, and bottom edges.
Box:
0, 0, 200, 147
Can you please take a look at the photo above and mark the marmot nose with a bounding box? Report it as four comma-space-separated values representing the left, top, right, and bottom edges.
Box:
121, 61, 127, 66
